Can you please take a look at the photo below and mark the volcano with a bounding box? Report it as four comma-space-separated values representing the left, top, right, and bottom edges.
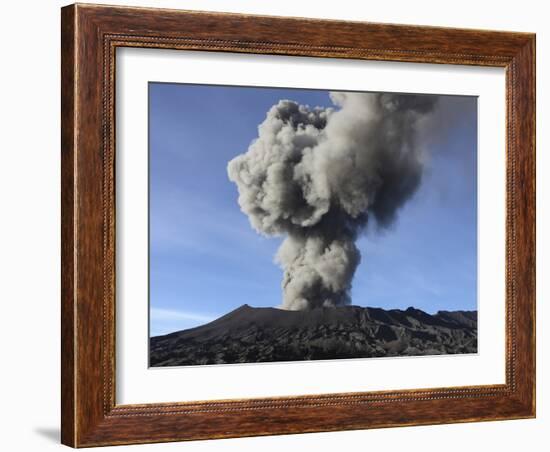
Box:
149, 304, 477, 367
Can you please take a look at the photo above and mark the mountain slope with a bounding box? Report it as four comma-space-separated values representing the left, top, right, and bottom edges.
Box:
150, 304, 477, 366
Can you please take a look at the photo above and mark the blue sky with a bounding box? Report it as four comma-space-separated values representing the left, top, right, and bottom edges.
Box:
149, 82, 477, 337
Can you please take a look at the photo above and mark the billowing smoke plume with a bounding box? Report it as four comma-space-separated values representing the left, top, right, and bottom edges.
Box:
228, 91, 438, 310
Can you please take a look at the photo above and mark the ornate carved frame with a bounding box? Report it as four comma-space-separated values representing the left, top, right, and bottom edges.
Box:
61, 3, 535, 447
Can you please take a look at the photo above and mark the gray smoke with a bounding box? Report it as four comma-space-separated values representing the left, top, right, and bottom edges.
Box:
227, 91, 438, 310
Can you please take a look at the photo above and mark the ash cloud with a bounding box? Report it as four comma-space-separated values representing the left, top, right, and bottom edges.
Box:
228, 91, 438, 310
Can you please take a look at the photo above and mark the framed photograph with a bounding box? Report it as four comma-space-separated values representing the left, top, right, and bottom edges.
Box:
61, 3, 535, 447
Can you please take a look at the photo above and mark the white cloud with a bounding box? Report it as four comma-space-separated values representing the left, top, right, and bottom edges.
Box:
151, 307, 215, 323
150, 307, 216, 336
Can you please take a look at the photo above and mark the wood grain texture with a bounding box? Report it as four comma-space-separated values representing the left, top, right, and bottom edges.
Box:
60, 5, 76, 446
60, 3, 536, 447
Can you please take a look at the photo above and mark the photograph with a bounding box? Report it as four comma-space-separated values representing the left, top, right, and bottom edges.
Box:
148, 83, 479, 367
53, 2, 537, 447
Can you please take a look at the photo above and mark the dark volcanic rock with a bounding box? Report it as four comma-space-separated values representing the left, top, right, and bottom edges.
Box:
149, 304, 477, 367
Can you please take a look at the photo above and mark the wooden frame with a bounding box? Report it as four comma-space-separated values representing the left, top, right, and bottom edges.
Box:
61, 3, 536, 447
